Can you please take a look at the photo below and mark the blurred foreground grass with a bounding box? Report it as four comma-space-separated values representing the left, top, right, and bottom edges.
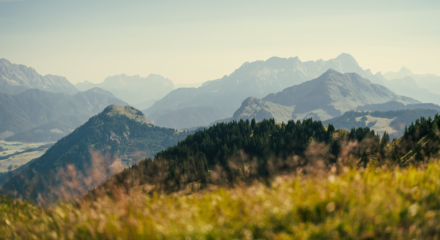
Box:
2, 161, 440, 239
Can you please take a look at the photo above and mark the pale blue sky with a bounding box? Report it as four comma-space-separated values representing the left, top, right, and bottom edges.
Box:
1, 0, 439, 84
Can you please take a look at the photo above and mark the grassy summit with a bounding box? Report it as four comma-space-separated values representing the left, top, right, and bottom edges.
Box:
104, 105, 152, 125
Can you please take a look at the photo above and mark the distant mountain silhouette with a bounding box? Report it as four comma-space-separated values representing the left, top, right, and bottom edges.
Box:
383, 67, 440, 95
75, 74, 174, 109
383, 76, 440, 105
231, 69, 419, 122
0, 88, 127, 142
383, 67, 414, 80
1, 105, 191, 202
144, 53, 387, 129
0, 58, 78, 95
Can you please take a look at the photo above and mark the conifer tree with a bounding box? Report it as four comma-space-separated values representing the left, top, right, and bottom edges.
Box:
251, 118, 256, 129
381, 131, 390, 147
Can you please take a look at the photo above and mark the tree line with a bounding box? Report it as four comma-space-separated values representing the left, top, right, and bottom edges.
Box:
94, 118, 397, 197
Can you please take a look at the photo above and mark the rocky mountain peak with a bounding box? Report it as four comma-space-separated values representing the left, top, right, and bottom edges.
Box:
335, 53, 358, 64
0, 58, 79, 95
104, 105, 152, 125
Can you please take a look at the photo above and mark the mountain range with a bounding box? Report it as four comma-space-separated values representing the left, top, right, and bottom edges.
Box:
2, 54, 440, 203
0, 58, 78, 95
0, 88, 127, 142
143, 53, 388, 129
228, 69, 418, 123
75, 74, 175, 109
1, 105, 191, 202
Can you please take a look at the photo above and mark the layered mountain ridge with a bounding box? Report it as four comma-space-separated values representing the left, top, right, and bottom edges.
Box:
378, 74, 440, 105
144, 53, 387, 129
230, 69, 419, 123
383, 67, 440, 95
75, 73, 175, 109
0, 88, 127, 142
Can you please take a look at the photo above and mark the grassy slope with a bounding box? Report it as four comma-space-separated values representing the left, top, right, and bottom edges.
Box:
2, 161, 440, 239
323, 109, 439, 138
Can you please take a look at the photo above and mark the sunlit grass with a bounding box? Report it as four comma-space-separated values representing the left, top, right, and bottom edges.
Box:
2, 161, 440, 239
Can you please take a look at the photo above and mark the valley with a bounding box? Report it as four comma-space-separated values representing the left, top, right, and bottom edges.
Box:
0, 140, 52, 173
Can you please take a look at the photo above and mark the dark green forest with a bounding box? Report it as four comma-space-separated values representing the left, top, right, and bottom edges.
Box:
394, 114, 440, 162
98, 118, 391, 195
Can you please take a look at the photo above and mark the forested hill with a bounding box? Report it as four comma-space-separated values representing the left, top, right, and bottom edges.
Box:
93, 118, 388, 197
1, 105, 191, 202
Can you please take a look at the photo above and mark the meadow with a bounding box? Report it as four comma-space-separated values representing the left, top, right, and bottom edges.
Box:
2, 160, 440, 239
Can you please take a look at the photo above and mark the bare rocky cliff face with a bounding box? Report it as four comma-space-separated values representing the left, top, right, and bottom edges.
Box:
0, 58, 78, 95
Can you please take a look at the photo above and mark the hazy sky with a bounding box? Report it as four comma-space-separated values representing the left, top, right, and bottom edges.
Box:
1, 0, 439, 84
